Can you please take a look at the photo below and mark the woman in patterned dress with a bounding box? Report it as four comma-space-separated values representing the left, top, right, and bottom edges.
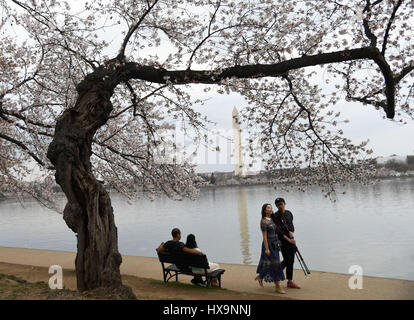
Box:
255, 203, 286, 294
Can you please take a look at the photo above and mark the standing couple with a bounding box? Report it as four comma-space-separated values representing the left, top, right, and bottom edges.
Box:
255, 197, 301, 294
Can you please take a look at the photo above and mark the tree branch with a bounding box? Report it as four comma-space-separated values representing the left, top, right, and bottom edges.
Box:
118, 0, 160, 59
118, 46, 395, 117
124, 47, 381, 84
395, 64, 414, 84
381, 0, 403, 56
362, 1, 378, 47
0, 133, 45, 167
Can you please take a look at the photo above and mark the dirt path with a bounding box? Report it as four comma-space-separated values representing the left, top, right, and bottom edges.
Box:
0, 247, 413, 300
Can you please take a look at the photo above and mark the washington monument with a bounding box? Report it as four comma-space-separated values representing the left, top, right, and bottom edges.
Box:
232, 106, 245, 176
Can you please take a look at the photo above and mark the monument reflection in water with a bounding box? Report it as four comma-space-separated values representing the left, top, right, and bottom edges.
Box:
237, 188, 252, 265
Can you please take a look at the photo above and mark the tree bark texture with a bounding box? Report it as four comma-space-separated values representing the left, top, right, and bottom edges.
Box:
47, 79, 134, 297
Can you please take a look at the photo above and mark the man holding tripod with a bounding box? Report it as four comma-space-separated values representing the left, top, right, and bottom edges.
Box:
272, 197, 302, 289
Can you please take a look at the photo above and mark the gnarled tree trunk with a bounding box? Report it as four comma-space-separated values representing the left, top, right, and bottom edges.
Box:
47, 77, 135, 298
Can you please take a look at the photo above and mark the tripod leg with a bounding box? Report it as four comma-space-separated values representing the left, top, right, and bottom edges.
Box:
295, 247, 310, 275
303, 261, 311, 275
298, 252, 310, 275
295, 252, 307, 276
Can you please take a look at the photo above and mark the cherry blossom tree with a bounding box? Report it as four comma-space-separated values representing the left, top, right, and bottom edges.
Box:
1, 0, 413, 295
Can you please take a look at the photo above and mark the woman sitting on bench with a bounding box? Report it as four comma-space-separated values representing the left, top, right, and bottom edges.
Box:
185, 234, 220, 287
156, 228, 205, 286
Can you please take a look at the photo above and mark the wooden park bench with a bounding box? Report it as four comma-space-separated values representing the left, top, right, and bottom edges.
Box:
157, 251, 225, 288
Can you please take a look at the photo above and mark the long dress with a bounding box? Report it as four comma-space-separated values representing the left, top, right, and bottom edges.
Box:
256, 218, 285, 282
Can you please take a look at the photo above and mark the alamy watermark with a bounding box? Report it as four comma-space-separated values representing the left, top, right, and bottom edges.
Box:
152, 124, 264, 171
48, 265, 63, 290
348, 265, 363, 290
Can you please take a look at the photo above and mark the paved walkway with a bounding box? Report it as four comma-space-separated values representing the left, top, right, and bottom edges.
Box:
0, 247, 413, 299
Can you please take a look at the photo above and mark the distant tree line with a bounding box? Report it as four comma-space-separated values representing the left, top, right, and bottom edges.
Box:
377, 157, 414, 172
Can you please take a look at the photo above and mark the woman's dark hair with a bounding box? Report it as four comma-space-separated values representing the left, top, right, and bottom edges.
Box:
185, 234, 198, 249
261, 203, 271, 219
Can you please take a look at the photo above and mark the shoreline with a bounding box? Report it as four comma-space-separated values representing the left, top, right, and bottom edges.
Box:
1, 175, 413, 200
1, 175, 413, 202
0, 246, 413, 300
1, 245, 411, 282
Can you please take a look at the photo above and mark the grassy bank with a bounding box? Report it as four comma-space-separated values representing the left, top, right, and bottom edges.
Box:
0, 262, 284, 300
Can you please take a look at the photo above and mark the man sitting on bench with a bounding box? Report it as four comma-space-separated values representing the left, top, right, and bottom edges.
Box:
156, 227, 205, 285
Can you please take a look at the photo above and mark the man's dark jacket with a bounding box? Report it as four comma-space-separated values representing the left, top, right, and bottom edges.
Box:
271, 210, 294, 243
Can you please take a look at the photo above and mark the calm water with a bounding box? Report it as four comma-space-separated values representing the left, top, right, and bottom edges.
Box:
0, 179, 413, 281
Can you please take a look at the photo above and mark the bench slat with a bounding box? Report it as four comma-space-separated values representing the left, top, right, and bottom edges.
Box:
158, 252, 209, 268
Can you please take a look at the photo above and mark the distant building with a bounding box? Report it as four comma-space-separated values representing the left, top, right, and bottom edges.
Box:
212, 171, 234, 178
407, 155, 414, 165
244, 170, 262, 176
376, 155, 406, 165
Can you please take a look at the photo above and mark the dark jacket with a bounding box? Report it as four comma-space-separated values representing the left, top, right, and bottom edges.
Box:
272, 210, 294, 242
163, 240, 185, 253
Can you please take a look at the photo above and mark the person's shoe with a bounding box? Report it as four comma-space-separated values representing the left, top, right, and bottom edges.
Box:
287, 280, 301, 289
275, 286, 286, 294
191, 278, 205, 286
211, 279, 219, 287
254, 276, 264, 287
